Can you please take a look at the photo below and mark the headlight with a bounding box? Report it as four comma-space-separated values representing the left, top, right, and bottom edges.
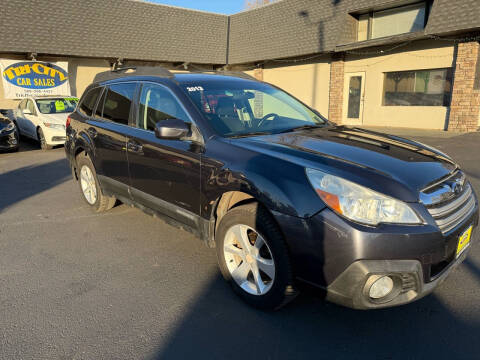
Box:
306, 168, 421, 226
43, 122, 65, 130
5, 122, 15, 131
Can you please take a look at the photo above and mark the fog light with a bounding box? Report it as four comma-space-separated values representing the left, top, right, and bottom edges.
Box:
369, 276, 394, 299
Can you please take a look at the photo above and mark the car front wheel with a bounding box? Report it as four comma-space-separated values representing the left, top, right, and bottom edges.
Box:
215, 202, 298, 310
37, 127, 53, 150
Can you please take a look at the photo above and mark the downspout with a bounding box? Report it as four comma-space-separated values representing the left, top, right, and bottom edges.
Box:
225, 16, 231, 67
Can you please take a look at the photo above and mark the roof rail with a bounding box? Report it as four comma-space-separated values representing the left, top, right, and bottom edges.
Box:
93, 66, 174, 83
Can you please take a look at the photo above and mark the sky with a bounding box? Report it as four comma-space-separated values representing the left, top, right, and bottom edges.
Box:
147, 0, 246, 14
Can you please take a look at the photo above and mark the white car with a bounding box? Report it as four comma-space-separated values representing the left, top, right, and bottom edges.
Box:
13, 96, 78, 150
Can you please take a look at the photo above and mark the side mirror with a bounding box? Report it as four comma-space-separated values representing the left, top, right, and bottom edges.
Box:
154, 119, 190, 140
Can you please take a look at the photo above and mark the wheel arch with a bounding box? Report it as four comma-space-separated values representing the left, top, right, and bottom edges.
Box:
205, 190, 287, 250
72, 134, 96, 180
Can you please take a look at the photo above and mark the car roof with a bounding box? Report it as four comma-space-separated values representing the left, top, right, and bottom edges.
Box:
92, 66, 258, 86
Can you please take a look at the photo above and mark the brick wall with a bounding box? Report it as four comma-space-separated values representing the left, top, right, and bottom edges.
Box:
328, 54, 345, 124
448, 41, 480, 132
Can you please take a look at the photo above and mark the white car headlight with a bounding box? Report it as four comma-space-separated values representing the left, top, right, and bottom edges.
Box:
43, 122, 65, 130
306, 168, 421, 226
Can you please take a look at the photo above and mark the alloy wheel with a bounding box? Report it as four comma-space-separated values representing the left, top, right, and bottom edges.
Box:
80, 165, 97, 205
223, 224, 275, 295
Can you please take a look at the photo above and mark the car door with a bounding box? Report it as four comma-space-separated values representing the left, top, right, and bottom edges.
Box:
127, 82, 202, 227
23, 99, 40, 138
15, 99, 27, 133
85, 83, 136, 200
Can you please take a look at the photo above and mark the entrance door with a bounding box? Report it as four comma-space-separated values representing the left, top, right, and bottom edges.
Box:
343, 72, 365, 125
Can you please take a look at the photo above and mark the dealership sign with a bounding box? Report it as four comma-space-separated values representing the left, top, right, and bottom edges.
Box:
0, 60, 71, 99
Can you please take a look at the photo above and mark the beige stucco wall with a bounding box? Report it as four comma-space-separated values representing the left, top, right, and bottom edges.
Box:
245, 60, 331, 117
68, 58, 111, 98
343, 40, 455, 129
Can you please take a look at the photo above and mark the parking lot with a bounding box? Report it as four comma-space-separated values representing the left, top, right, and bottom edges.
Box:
1, 132, 480, 360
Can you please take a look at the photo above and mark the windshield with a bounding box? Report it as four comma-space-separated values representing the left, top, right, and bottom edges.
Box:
181, 81, 326, 137
35, 97, 78, 114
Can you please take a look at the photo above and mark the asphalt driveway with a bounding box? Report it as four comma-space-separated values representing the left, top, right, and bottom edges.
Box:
1, 131, 480, 360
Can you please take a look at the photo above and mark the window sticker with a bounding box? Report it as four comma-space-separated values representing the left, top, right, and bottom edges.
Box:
55, 100, 66, 111
186, 86, 204, 92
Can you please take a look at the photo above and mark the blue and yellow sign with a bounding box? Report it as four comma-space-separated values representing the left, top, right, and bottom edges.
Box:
0, 60, 71, 99
3, 61, 68, 89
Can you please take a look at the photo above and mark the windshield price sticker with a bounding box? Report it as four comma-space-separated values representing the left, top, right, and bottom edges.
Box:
187, 86, 204, 92
55, 100, 66, 111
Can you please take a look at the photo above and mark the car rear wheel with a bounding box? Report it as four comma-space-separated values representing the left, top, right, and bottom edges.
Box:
76, 153, 116, 212
215, 202, 298, 310
37, 128, 52, 150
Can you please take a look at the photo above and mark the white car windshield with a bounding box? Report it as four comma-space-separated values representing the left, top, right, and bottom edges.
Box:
35, 98, 78, 114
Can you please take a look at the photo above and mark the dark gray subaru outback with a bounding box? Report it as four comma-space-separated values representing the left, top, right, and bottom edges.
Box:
65, 67, 478, 310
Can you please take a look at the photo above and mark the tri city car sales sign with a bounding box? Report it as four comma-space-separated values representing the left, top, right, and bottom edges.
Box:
0, 60, 71, 99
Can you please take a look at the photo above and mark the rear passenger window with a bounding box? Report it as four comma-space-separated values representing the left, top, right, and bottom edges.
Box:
79, 87, 102, 116
95, 88, 106, 118
102, 83, 136, 125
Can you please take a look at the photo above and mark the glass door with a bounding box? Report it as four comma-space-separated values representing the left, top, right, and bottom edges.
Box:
343, 72, 365, 125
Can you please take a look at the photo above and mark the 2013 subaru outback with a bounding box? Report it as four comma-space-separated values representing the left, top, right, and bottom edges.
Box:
65, 67, 478, 310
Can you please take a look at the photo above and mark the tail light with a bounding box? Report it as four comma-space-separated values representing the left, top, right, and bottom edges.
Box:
66, 116, 72, 129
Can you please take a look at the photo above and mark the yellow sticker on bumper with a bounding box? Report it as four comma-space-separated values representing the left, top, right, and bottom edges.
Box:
457, 225, 472, 257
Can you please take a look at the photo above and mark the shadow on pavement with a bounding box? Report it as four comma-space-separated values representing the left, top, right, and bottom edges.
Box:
153, 273, 480, 360
0, 158, 71, 212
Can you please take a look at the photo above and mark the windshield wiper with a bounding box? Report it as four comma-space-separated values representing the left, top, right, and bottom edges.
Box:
229, 131, 273, 138
278, 124, 324, 134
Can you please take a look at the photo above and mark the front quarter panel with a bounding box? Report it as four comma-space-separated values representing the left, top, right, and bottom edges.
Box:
201, 137, 326, 219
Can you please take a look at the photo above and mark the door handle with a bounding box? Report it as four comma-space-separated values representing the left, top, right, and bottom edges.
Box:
127, 140, 143, 154
87, 127, 97, 138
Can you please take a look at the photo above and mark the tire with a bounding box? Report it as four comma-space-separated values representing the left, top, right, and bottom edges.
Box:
215, 202, 298, 310
37, 127, 53, 150
76, 153, 116, 212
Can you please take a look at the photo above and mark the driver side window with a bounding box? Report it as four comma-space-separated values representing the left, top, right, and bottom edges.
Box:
137, 83, 189, 131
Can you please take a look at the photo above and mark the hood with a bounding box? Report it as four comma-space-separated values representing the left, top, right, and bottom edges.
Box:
0, 116, 13, 129
38, 113, 70, 125
231, 126, 457, 202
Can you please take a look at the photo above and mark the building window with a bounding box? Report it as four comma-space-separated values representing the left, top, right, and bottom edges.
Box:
382, 68, 453, 106
357, 2, 427, 41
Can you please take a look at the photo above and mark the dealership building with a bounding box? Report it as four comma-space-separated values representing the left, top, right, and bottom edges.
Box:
1, 0, 479, 131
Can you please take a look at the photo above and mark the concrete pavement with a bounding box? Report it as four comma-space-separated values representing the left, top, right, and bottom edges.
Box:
1, 132, 480, 360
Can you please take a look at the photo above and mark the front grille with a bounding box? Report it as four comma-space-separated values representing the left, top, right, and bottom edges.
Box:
422, 171, 476, 234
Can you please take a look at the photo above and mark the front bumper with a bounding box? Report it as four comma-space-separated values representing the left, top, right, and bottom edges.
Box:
325, 246, 472, 309
42, 126, 66, 146
273, 196, 479, 309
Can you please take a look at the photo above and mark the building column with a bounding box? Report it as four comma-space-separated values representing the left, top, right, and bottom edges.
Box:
447, 41, 480, 132
253, 68, 264, 117
328, 53, 345, 124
